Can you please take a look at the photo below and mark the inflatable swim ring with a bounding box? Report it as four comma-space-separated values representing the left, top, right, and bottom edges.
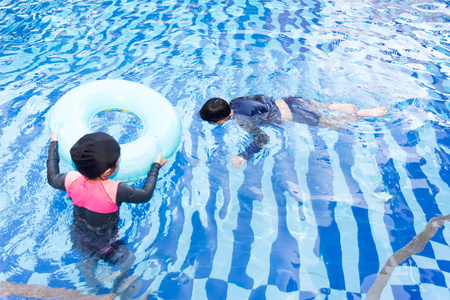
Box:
47, 79, 181, 182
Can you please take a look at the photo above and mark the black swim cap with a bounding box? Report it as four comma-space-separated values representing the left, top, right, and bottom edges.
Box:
199, 98, 231, 123
70, 132, 120, 179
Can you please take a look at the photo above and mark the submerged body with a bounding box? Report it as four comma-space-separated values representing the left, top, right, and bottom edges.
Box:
199, 95, 387, 167
230, 95, 321, 160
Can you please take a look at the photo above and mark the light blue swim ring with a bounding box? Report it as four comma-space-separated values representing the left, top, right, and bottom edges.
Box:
47, 79, 181, 182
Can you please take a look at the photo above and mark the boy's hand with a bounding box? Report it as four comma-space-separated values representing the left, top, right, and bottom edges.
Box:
231, 156, 246, 168
51, 132, 58, 142
155, 153, 168, 167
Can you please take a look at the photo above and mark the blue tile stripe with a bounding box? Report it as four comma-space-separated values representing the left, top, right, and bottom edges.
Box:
334, 131, 380, 293
227, 160, 263, 290
306, 128, 345, 291
374, 128, 418, 253
268, 138, 301, 292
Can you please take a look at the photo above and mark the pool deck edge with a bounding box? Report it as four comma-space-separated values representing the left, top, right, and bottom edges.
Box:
0, 282, 116, 300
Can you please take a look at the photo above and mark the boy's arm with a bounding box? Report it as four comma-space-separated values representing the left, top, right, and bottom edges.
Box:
116, 162, 162, 205
47, 141, 67, 191
237, 121, 269, 161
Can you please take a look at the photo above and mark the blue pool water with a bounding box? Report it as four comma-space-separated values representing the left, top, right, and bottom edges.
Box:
0, 0, 449, 299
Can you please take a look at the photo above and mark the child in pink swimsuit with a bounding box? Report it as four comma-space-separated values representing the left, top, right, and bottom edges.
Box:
47, 132, 167, 294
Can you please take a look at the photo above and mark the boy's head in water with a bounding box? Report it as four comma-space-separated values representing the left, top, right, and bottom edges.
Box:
70, 132, 121, 180
199, 97, 232, 124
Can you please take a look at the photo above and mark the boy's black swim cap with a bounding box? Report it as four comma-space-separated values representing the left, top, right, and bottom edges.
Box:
70, 132, 120, 179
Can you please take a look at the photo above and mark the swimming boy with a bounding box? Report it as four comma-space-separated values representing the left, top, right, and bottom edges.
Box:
47, 131, 167, 293
199, 95, 387, 168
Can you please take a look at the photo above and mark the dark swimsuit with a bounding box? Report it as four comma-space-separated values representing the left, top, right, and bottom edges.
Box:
230, 95, 320, 160
282, 96, 321, 126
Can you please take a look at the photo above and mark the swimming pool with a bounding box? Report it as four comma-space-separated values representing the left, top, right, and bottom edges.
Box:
0, 0, 449, 299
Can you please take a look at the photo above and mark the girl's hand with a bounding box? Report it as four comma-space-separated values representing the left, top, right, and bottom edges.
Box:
155, 153, 168, 167
51, 132, 58, 142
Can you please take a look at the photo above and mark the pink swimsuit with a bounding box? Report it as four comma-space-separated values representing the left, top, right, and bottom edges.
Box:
65, 171, 119, 214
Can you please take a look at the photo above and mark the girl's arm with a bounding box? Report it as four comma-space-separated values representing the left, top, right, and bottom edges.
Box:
47, 138, 67, 191
116, 163, 161, 204
116, 154, 167, 205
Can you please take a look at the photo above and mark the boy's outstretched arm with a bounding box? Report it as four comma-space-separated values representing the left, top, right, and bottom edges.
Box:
232, 121, 269, 168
